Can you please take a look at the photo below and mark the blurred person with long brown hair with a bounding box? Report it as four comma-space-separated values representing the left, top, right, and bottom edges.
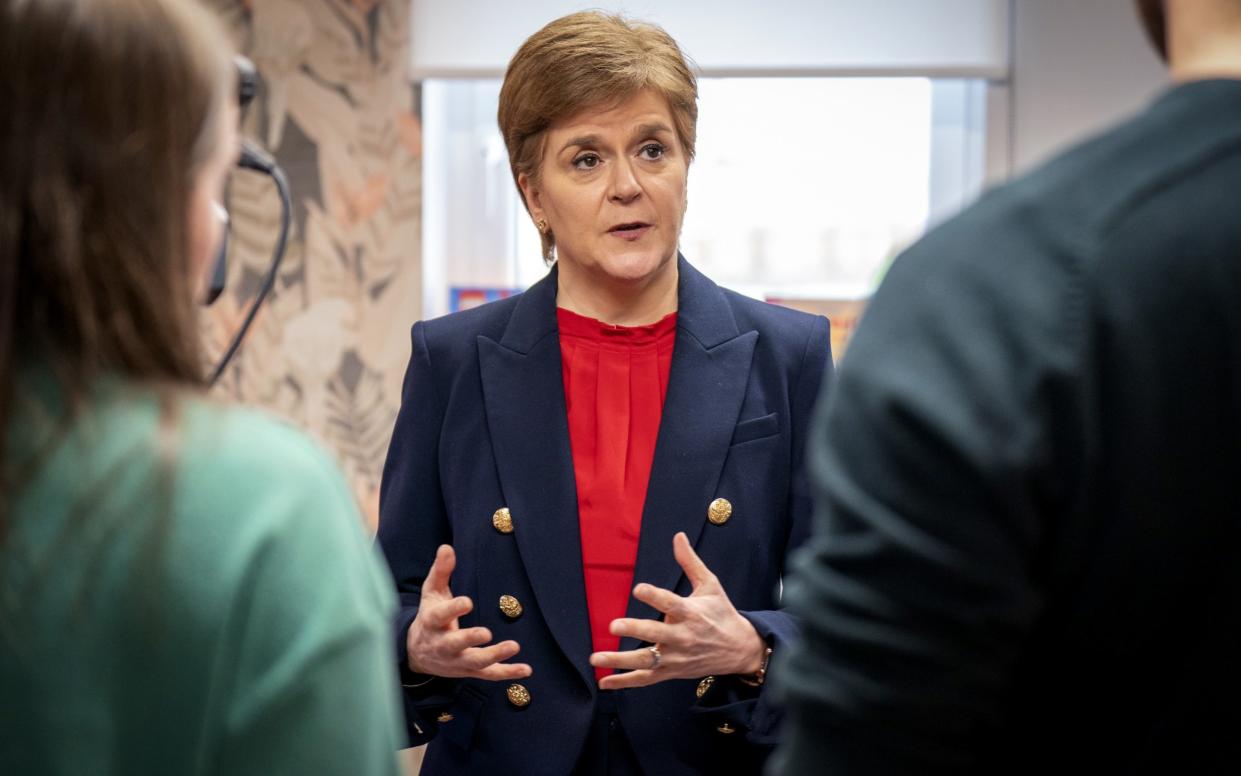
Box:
0, 1, 403, 773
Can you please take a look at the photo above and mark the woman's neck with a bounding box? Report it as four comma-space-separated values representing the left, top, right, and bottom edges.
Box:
555, 256, 679, 327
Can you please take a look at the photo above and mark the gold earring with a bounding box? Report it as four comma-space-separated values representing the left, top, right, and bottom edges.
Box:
536, 218, 548, 233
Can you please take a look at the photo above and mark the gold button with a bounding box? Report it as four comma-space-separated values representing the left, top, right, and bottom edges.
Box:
436, 712, 454, 723
499, 594, 523, 619
717, 722, 736, 735
696, 676, 715, 699
492, 507, 514, 534
707, 498, 732, 525
507, 683, 531, 708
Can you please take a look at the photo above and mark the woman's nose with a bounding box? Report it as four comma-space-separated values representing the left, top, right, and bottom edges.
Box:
608, 159, 642, 203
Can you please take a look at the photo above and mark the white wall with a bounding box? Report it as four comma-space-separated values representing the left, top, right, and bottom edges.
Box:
1009, 0, 1169, 174
411, 0, 1009, 78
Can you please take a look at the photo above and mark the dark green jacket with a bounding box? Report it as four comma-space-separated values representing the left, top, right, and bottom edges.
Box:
780, 79, 1241, 774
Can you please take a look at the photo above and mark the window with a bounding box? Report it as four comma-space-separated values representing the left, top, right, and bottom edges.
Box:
421, 77, 987, 320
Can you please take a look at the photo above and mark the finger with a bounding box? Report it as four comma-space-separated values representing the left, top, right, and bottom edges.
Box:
422, 595, 474, 629
472, 661, 534, 681
436, 626, 493, 653
632, 583, 685, 617
461, 640, 522, 670
421, 544, 456, 597
609, 617, 678, 646
673, 532, 719, 591
590, 648, 662, 672
598, 669, 659, 690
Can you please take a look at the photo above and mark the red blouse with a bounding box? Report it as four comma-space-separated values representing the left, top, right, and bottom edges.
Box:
557, 307, 677, 680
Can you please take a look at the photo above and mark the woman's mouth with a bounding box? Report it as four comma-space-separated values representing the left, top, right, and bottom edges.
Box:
608, 222, 652, 241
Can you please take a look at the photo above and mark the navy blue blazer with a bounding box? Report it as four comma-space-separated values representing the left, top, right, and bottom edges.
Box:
378, 256, 832, 775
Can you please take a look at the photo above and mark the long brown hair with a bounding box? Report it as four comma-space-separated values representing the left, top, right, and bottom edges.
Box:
0, 0, 233, 530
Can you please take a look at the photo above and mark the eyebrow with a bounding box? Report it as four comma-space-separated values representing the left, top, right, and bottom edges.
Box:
560, 134, 603, 154
559, 123, 675, 155
634, 122, 674, 139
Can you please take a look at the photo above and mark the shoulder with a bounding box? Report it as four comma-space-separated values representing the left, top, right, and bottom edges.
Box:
176, 396, 395, 617
178, 399, 345, 503
719, 286, 831, 366
420, 292, 522, 340
925, 81, 1241, 286
414, 292, 525, 364
172, 398, 378, 575
871, 83, 1241, 355
32, 388, 393, 619
19, 386, 342, 520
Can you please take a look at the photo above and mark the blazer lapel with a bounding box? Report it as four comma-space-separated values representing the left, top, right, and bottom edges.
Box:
477, 267, 596, 692
621, 256, 759, 652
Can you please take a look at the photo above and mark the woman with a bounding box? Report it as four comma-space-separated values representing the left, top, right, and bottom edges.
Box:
0, 1, 402, 773
378, 11, 832, 775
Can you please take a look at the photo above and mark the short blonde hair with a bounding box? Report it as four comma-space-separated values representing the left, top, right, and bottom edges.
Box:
497, 11, 698, 262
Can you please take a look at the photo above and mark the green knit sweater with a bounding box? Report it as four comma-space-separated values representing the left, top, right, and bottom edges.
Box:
1, 381, 403, 775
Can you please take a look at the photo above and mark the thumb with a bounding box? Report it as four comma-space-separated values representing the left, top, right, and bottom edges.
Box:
421, 544, 456, 599
673, 532, 718, 592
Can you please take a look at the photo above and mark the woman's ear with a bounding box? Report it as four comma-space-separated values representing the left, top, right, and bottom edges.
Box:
517, 171, 543, 222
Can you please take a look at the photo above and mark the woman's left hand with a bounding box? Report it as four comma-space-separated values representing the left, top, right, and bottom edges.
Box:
590, 531, 767, 690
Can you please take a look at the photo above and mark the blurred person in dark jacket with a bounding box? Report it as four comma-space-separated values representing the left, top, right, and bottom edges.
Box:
777, 1, 1241, 773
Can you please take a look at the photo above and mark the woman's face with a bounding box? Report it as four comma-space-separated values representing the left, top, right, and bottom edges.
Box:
521, 89, 688, 288
187, 100, 239, 298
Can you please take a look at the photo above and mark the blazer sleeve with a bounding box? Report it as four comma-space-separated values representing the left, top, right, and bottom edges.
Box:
773, 234, 1075, 773
214, 431, 405, 776
693, 314, 834, 747
376, 321, 460, 747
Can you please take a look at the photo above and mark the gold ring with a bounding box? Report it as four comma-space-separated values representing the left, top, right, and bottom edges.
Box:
648, 644, 662, 669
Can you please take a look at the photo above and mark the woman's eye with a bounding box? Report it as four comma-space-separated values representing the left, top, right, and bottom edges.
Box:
573, 153, 600, 170
640, 143, 665, 160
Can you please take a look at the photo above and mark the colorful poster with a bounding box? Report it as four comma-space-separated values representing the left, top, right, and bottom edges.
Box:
450, 286, 521, 312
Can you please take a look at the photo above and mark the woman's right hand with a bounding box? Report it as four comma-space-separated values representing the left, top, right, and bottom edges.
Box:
406, 544, 532, 680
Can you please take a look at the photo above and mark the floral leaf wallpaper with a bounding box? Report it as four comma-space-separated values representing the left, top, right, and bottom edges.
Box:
203, 0, 421, 533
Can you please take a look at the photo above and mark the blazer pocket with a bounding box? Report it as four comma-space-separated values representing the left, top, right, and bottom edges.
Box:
437, 682, 486, 753
729, 411, 780, 446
